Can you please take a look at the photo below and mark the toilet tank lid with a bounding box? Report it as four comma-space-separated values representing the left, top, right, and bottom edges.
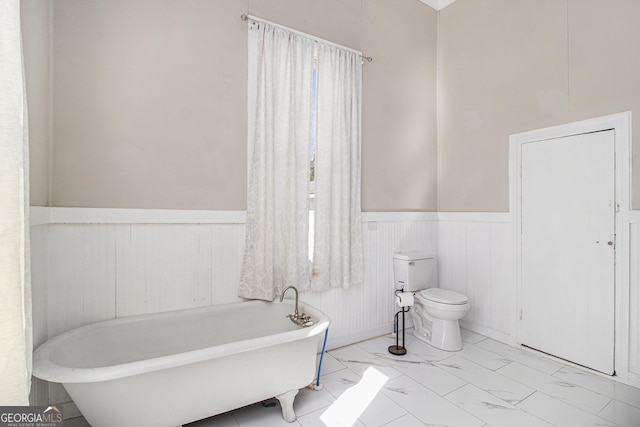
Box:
393, 251, 433, 261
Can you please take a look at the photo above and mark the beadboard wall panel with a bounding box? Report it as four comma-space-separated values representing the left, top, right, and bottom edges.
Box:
30, 225, 48, 349
29, 225, 49, 407
29, 208, 640, 401
437, 214, 515, 343
31, 209, 636, 355
43, 224, 245, 325
47, 224, 117, 338
32, 211, 438, 351
115, 224, 215, 317
435, 212, 639, 385
114, 223, 246, 316
209, 224, 247, 306
630, 221, 640, 375
304, 219, 439, 346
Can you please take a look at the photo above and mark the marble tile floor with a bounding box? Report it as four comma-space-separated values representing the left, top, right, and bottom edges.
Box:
66, 329, 640, 427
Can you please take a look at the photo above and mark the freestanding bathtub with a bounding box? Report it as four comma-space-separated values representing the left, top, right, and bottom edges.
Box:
33, 300, 330, 427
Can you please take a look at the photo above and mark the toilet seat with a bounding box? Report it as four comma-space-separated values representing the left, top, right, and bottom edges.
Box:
419, 288, 468, 305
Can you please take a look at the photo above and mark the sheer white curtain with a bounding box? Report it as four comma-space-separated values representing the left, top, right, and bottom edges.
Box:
311, 44, 363, 290
0, 0, 33, 405
239, 21, 314, 300
240, 17, 363, 299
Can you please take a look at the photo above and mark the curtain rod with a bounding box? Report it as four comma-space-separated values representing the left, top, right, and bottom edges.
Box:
241, 14, 373, 63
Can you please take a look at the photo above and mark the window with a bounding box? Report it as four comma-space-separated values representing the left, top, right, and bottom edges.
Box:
308, 63, 318, 263
240, 17, 363, 300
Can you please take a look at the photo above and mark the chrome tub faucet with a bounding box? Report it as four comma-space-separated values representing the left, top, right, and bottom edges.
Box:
280, 286, 313, 327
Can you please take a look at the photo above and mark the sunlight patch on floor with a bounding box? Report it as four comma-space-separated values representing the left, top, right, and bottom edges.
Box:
319, 367, 388, 426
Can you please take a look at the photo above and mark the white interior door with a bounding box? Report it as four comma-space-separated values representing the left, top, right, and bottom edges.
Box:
520, 130, 615, 375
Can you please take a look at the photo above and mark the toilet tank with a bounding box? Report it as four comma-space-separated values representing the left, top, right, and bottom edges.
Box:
393, 251, 435, 292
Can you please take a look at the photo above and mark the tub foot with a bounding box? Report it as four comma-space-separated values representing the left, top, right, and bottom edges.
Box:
276, 389, 299, 422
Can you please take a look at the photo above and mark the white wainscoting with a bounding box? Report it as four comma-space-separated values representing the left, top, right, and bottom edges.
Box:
29, 224, 49, 407
30, 209, 438, 406
44, 223, 248, 339
438, 211, 640, 386
29, 209, 438, 351
29, 207, 640, 404
310, 213, 438, 348
630, 212, 640, 379
437, 213, 515, 344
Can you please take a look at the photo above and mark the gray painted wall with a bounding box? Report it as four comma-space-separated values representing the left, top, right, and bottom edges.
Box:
21, 0, 50, 207
23, 0, 438, 211
24, 0, 638, 213
438, 0, 640, 211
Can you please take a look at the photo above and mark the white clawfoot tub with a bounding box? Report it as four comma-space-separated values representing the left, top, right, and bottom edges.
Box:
33, 300, 329, 427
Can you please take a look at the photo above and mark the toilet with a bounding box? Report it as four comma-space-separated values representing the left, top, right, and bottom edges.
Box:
393, 251, 469, 351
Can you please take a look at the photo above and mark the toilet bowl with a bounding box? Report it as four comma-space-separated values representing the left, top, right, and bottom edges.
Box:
392, 251, 469, 352
411, 288, 469, 351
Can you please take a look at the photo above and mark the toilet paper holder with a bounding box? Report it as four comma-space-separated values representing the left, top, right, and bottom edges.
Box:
388, 288, 412, 356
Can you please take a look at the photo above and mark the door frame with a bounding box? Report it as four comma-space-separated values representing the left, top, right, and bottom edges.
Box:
510, 112, 632, 379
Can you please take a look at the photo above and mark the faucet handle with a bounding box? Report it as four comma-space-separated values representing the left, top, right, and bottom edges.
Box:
286, 312, 314, 327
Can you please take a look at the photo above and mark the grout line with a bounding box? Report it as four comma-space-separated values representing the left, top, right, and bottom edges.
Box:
440, 383, 503, 426
441, 379, 469, 398
595, 398, 614, 418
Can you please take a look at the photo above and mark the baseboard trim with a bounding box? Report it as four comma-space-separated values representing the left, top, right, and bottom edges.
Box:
459, 320, 515, 346
325, 323, 393, 351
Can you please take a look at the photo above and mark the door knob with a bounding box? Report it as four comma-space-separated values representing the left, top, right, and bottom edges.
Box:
608, 241, 613, 246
